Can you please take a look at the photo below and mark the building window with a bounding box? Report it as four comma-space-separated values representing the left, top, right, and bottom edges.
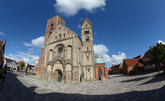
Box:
86, 36, 89, 41
88, 68, 90, 72
84, 30, 89, 34
59, 34, 61, 39
87, 55, 89, 60
87, 47, 88, 51
64, 34, 65, 38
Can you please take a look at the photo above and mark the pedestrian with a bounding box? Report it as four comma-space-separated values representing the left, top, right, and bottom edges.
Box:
25, 64, 29, 75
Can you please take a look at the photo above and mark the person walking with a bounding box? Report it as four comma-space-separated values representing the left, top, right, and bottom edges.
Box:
25, 64, 29, 75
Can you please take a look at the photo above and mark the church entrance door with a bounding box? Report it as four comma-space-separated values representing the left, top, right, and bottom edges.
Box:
55, 69, 62, 82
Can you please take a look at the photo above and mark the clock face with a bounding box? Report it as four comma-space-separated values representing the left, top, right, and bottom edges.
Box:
58, 47, 63, 53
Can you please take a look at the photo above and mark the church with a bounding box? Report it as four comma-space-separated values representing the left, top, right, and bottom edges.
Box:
37, 15, 95, 83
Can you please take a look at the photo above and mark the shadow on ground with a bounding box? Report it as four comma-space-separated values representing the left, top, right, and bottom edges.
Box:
0, 72, 165, 101
120, 72, 165, 86
140, 73, 165, 85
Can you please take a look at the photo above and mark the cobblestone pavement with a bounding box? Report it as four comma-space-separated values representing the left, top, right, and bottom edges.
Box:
0, 71, 165, 101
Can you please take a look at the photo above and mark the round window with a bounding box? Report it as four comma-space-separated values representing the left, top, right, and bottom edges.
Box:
58, 47, 63, 53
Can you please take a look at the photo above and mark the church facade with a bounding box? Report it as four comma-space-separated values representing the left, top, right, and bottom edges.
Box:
37, 16, 95, 83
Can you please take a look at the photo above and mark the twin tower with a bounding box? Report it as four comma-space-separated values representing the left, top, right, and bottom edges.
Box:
37, 15, 95, 83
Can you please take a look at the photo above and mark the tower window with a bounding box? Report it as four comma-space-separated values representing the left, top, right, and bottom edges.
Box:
86, 36, 89, 41
87, 56, 89, 60
84, 30, 89, 34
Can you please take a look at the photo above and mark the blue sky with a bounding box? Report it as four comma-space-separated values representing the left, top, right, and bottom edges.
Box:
0, 0, 165, 66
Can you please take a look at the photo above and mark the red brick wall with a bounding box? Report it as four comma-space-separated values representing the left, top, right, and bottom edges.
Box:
95, 64, 108, 80
37, 16, 65, 75
44, 16, 65, 44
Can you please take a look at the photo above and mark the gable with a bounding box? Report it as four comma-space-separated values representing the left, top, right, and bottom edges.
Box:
47, 24, 79, 44
81, 20, 92, 29
81, 18, 92, 29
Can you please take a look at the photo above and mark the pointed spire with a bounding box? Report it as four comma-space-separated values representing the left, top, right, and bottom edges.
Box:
84, 17, 92, 26
81, 17, 92, 28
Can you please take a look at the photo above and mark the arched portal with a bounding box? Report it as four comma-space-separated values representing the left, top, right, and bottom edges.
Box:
53, 60, 64, 81
55, 69, 63, 82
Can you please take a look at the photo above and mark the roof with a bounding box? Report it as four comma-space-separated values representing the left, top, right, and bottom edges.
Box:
85, 17, 92, 26
95, 58, 105, 64
124, 59, 139, 67
17, 61, 24, 64
111, 64, 120, 69
133, 55, 143, 59
81, 17, 92, 27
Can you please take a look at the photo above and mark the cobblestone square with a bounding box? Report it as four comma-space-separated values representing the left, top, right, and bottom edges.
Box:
0, 71, 165, 101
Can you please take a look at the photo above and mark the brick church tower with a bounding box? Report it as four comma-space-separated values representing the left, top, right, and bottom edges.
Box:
37, 16, 65, 75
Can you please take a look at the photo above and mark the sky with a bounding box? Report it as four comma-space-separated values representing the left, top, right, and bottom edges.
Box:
0, 0, 165, 66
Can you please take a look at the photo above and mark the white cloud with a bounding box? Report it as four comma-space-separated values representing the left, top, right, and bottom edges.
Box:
94, 44, 126, 65
0, 31, 5, 36
54, 0, 106, 16
157, 40, 165, 45
24, 36, 45, 48
7, 52, 39, 65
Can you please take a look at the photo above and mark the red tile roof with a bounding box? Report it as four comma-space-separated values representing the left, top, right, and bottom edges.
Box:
17, 61, 24, 64
124, 59, 139, 67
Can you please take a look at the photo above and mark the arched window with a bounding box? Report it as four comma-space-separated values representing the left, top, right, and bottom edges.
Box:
66, 46, 72, 59
49, 50, 53, 61
59, 34, 61, 39
84, 30, 89, 34
86, 36, 89, 41
64, 33, 65, 38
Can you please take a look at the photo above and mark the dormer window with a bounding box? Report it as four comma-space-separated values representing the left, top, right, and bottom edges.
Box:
84, 30, 89, 34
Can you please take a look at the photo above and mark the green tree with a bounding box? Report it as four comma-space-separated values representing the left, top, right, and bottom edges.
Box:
149, 43, 165, 73
20, 62, 25, 71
